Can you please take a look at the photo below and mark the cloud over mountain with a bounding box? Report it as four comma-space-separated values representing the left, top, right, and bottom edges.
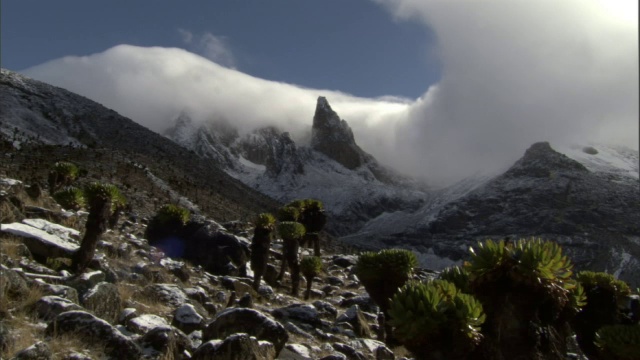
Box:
23, 0, 638, 185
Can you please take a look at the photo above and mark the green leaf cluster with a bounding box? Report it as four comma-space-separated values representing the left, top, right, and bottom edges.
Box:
84, 183, 121, 203
389, 280, 485, 354
576, 271, 631, 298
51, 161, 79, 180
277, 206, 300, 222
53, 186, 85, 210
467, 238, 573, 285
596, 324, 640, 360
300, 256, 323, 280
277, 221, 305, 241
439, 266, 471, 294
154, 204, 190, 226
254, 213, 276, 230
355, 249, 417, 288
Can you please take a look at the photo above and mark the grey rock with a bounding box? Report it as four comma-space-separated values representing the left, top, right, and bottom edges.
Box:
332, 343, 366, 360
192, 333, 275, 360
39, 283, 79, 304
332, 255, 357, 268
139, 325, 193, 359
46, 311, 142, 360
10, 341, 51, 360
172, 303, 204, 334
272, 304, 320, 327
203, 308, 288, 356
66, 271, 105, 297
126, 314, 169, 335
118, 308, 138, 325
144, 283, 189, 307
35, 296, 83, 321
81, 282, 121, 324
326, 276, 345, 287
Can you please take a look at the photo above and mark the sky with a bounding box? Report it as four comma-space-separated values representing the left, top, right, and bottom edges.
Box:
2, 0, 639, 185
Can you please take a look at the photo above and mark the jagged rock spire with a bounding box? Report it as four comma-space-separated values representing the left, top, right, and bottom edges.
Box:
505, 141, 588, 178
311, 97, 364, 170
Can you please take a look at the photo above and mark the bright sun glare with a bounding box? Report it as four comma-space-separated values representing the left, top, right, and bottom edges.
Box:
596, 0, 638, 25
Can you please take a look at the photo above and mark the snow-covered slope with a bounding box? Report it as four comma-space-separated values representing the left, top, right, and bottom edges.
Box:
165, 97, 430, 236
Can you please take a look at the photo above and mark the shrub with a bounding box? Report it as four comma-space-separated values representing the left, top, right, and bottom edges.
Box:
576, 271, 631, 297
465, 238, 581, 359
53, 187, 85, 210
300, 256, 323, 300
73, 183, 120, 273
389, 280, 485, 359
48, 161, 79, 191
254, 213, 276, 230
145, 204, 190, 246
277, 221, 305, 241
595, 324, 640, 360
277, 206, 300, 222
573, 271, 633, 358
153, 204, 190, 226
354, 248, 417, 341
439, 266, 471, 294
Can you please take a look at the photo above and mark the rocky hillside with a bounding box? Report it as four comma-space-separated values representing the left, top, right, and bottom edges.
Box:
0, 69, 279, 222
345, 142, 640, 287
0, 175, 421, 360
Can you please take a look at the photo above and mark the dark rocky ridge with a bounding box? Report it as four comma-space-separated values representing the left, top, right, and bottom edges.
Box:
0, 69, 279, 221
358, 142, 640, 287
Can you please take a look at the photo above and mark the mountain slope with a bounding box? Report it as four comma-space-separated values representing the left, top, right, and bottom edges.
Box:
346, 142, 640, 286
165, 97, 430, 235
0, 69, 279, 220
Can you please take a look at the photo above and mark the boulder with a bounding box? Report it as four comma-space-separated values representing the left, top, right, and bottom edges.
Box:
203, 308, 288, 356
10, 341, 51, 360
181, 222, 250, 276
272, 304, 321, 327
192, 333, 275, 360
1, 223, 78, 260
172, 304, 204, 334
35, 296, 83, 321
143, 284, 189, 307
46, 311, 142, 360
38, 283, 79, 304
126, 314, 169, 335
139, 325, 194, 359
66, 271, 105, 297
81, 282, 121, 324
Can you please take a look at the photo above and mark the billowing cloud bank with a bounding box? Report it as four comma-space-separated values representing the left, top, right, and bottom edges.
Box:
23, 0, 638, 185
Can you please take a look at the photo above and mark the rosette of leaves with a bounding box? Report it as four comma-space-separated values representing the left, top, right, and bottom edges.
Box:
48, 161, 79, 191
73, 183, 120, 273
53, 186, 85, 210
576, 271, 631, 298
145, 204, 190, 245
300, 256, 323, 300
287, 199, 327, 256
573, 271, 633, 358
595, 324, 640, 360
277, 206, 300, 222
388, 280, 485, 360
277, 221, 305, 242
439, 266, 471, 294
465, 238, 580, 359
355, 249, 417, 319
254, 213, 276, 231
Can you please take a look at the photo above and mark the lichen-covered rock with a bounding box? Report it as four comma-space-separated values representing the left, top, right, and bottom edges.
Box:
139, 325, 194, 359
35, 296, 83, 322
126, 314, 169, 335
38, 283, 79, 304
272, 304, 321, 327
192, 333, 276, 360
81, 282, 121, 324
10, 341, 51, 360
65, 271, 105, 297
172, 303, 204, 334
46, 311, 142, 360
203, 308, 288, 356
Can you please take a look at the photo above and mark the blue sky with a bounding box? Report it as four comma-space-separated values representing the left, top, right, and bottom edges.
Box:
2, 0, 638, 183
2, 0, 438, 99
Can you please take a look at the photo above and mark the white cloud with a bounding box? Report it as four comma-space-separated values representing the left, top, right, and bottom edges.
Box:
177, 29, 235, 68
22, 0, 638, 185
